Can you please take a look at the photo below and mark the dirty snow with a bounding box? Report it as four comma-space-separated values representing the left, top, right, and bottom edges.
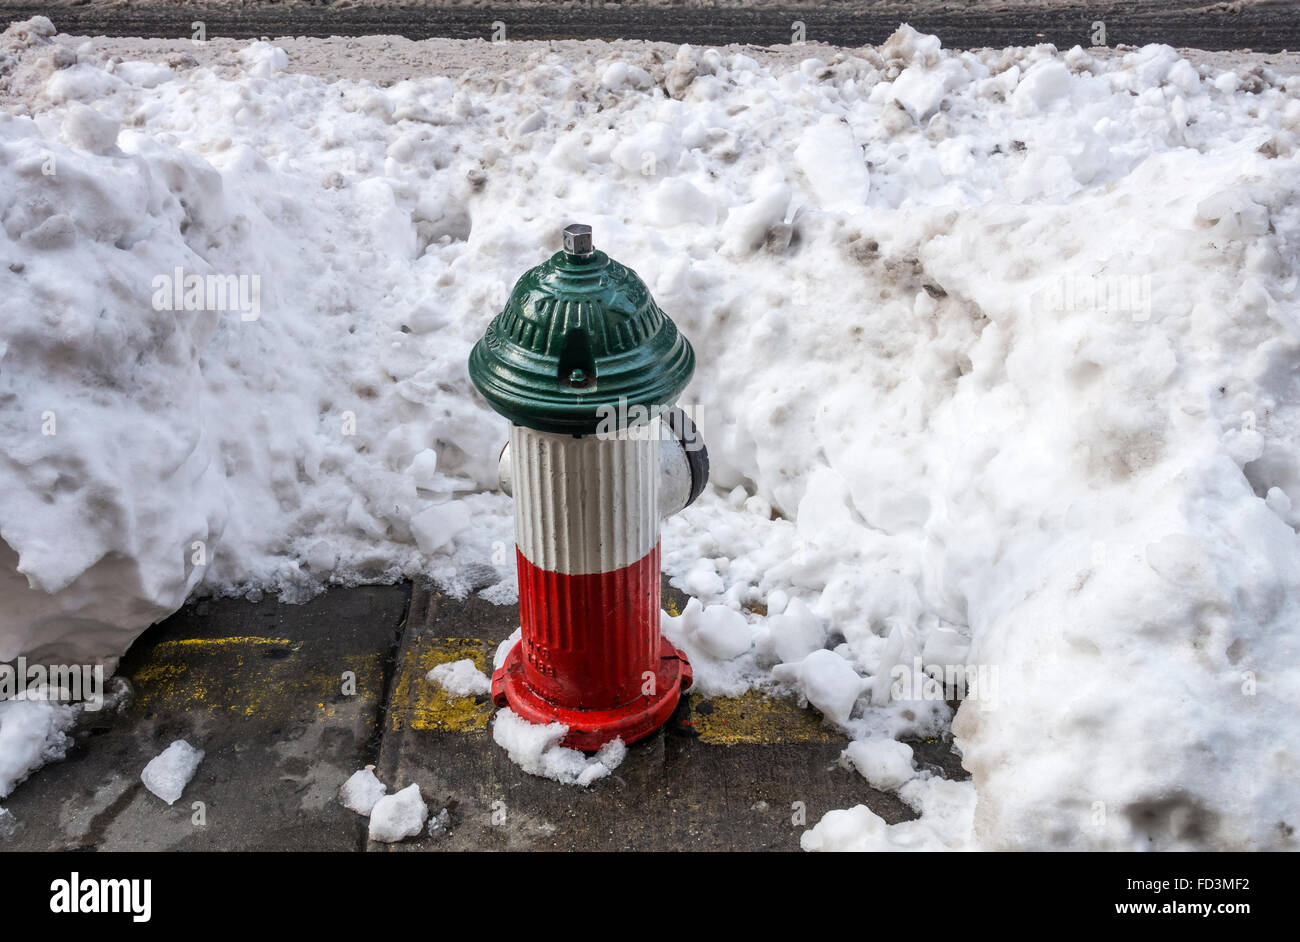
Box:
140, 739, 203, 805
0, 15, 1297, 849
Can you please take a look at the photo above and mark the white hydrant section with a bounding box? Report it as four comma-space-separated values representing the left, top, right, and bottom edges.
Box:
508, 420, 661, 576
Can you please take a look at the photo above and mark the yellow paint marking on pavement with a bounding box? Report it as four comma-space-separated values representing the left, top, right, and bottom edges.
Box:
151, 636, 296, 650
383, 637, 841, 745
129, 635, 381, 721
686, 692, 843, 745
388, 637, 496, 733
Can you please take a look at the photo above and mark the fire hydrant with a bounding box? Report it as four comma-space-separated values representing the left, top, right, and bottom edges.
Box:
468, 224, 708, 750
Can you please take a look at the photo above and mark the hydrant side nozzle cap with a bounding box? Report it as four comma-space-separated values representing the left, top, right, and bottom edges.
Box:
468, 229, 695, 435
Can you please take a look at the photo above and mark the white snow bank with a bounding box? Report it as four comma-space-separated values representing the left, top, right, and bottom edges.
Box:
368, 782, 428, 843
140, 739, 203, 805
426, 658, 491, 698
338, 767, 387, 816
0, 18, 1297, 848
492, 708, 626, 787
0, 18, 517, 673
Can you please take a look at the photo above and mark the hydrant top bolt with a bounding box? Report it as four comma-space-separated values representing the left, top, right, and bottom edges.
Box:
562, 223, 594, 259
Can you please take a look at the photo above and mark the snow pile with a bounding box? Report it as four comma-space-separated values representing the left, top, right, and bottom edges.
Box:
0, 17, 516, 672
338, 767, 386, 816
0, 17, 1296, 848
140, 739, 203, 805
492, 708, 626, 787
426, 658, 491, 698
368, 782, 428, 843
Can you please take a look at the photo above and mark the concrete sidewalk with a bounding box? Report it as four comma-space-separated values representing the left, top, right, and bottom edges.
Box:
1, 578, 965, 851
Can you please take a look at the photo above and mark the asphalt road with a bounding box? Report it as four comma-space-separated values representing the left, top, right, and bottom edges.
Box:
2, 2, 1298, 52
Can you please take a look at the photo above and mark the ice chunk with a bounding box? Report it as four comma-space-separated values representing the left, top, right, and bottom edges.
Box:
427, 807, 451, 838
368, 783, 428, 843
426, 658, 491, 698
141, 740, 204, 805
339, 768, 387, 816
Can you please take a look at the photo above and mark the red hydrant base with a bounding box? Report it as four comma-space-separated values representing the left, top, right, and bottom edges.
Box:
492, 636, 693, 752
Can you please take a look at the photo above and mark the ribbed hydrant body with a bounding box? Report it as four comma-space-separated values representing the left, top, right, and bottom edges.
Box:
468, 225, 707, 750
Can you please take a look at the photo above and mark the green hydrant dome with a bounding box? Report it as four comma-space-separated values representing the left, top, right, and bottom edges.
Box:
468, 224, 696, 435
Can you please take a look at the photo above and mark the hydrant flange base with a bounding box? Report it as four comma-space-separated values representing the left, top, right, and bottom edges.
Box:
492, 637, 693, 752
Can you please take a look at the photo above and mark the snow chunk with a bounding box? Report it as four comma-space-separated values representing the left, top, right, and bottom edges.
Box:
881, 24, 943, 69
0, 805, 17, 840
339, 768, 387, 816
369, 783, 428, 843
140, 740, 203, 805
693, 605, 754, 660
493, 628, 522, 670
891, 67, 946, 123
650, 178, 716, 228
601, 61, 652, 91
410, 501, 472, 554
771, 649, 864, 726
842, 737, 917, 791
61, 102, 120, 155
426, 658, 491, 698
238, 42, 289, 78
759, 598, 826, 665
492, 708, 626, 787
0, 699, 77, 799
794, 116, 869, 212
1012, 60, 1074, 115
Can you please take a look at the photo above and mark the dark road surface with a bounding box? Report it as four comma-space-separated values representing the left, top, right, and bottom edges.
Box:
2, 3, 1298, 52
